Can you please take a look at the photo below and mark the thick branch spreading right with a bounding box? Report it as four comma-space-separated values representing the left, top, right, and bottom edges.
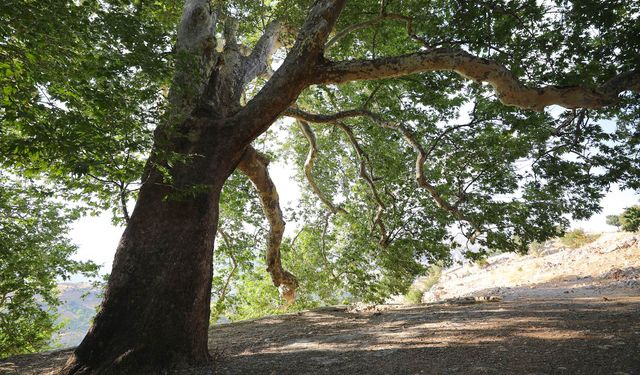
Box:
317, 49, 640, 111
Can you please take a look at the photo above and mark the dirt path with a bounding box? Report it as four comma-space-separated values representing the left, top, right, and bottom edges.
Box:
3, 232, 637, 374
3, 295, 638, 374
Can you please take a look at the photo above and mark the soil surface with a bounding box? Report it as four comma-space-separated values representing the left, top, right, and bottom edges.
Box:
2, 295, 639, 374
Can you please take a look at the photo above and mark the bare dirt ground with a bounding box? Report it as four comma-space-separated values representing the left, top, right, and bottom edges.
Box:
1, 232, 639, 374
2, 293, 638, 374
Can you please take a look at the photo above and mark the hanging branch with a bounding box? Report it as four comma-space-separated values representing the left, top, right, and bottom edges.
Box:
297, 120, 348, 215
237, 146, 298, 304
214, 228, 239, 305
285, 107, 483, 242
333, 122, 389, 247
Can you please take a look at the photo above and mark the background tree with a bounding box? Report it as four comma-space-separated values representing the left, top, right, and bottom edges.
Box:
620, 205, 640, 232
606, 214, 622, 228
0, 175, 98, 358
2, 0, 639, 373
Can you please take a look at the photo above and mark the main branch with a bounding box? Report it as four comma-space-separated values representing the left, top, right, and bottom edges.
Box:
317, 49, 640, 111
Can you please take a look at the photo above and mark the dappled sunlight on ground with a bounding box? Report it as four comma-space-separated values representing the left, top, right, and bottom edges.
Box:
2, 298, 638, 374
204, 296, 640, 374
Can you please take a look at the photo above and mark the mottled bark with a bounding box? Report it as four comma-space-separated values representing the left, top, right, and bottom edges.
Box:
168, 0, 219, 125
237, 147, 298, 304
317, 49, 640, 111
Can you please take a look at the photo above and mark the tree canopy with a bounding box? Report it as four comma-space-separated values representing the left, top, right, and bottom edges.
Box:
1, 0, 639, 371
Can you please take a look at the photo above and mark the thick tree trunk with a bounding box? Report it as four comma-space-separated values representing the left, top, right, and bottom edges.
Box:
58, 1, 346, 373
61, 121, 246, 374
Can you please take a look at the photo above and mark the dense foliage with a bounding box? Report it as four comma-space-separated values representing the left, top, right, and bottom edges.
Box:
620, 206, 640, 232
2, 0, 639, 328
0, 176, 97, 358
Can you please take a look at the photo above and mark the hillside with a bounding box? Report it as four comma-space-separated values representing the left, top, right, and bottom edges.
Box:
53, 283, 102, 348
1, 232, 638, 374
417, 231, 640, 302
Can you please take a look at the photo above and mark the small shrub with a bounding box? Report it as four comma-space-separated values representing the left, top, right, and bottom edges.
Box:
528, 241, 543, 256
475, 258, 489, 268
420, 263, 443, 291
404, 287, 424, 304
620, 206, 640, 232
559, 229, 599, 249
406, 263, 443, 304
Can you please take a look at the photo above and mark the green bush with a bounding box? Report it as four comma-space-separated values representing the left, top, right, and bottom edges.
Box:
475, 258, 489, 268
559, 229, 599, 249
405, 263, 443, 304
528, 241, 543, 256
620, 206, 640, 232
404, 287, 424, 304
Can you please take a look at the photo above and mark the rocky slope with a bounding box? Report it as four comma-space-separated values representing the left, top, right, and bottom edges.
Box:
417, 231, 640, 302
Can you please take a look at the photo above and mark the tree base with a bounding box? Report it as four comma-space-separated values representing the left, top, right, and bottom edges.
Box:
58, 349, 212, 375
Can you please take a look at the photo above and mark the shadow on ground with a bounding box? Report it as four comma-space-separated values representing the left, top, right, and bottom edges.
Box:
208, 295, 640, 375
2, 295, 639, 374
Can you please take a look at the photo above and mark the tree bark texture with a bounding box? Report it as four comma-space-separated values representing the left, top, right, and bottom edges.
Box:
61, 122, 245, 374
237, 147, 298, 304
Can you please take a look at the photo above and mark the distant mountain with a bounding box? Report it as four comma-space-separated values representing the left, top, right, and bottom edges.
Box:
53, 283, 102, 348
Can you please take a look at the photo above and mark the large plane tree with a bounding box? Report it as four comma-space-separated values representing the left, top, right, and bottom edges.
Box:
2, 0, 639, 373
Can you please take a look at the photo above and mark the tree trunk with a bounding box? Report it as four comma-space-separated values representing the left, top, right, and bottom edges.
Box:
58, 1, 346, 372
61, 121, 246, 374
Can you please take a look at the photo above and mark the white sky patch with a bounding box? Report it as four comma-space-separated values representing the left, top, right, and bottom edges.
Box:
69, 213, 124, 281
69, 179, 639, 281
